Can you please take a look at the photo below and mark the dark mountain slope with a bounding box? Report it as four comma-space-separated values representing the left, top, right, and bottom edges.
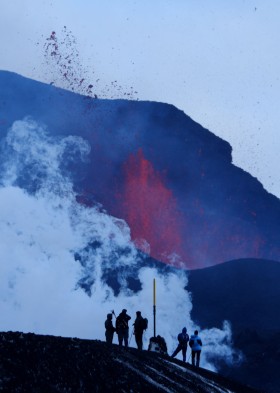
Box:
0, 331, 261, 393
188, 258, 280, 393
188, 258, 280, 331
1, 71, 280, 269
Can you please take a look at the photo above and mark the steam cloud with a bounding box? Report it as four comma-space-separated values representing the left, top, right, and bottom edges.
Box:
0, 118, 242, 370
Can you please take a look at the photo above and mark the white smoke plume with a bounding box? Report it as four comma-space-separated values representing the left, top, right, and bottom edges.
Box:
0, 118, 242, 370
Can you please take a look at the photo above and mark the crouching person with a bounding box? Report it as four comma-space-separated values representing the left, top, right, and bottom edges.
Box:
148, 335, 168, 354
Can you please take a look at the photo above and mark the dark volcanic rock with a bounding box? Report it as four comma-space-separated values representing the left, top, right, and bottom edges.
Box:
0, 331, 261, 393
188, 258, 280, 332
188, 258, 280, 393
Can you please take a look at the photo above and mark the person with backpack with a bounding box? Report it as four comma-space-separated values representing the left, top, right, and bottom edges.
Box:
116, 309, 131, 347
171, 327, 189, 362
133, 311, 148, 350
189, 330, 202, 367
104, 313, 116, 344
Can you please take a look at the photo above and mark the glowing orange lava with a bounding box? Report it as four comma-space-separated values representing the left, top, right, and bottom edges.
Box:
119, 149, 188, 266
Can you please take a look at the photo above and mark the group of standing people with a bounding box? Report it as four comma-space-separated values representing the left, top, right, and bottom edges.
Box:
105, 309, 147, 350
105, 311, 202, 367
171, 328, 203, 367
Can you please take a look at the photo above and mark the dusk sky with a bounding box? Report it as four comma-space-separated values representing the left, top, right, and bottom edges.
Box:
1, 0, 279, 197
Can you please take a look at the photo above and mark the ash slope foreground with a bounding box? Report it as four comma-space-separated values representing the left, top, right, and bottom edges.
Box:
0, 331, 261, 393
1, 71, 280, 269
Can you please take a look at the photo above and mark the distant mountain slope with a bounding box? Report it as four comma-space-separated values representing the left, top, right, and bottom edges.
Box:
188, 258, 280, 331
1, 71, 280, 269
188, 258, 280, 393
0, 331, 260, 393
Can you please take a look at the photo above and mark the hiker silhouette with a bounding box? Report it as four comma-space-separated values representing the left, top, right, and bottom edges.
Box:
171, 327, 189, 362
133, 311, 147, 350
116, 309, 131, 347
189, 330, 203, 367
104, 313, 116, 344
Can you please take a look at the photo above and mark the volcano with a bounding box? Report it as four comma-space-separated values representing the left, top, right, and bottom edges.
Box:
1, 70, 280, 269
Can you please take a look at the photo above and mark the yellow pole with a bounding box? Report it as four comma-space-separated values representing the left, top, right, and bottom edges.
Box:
153, 278, 156, 337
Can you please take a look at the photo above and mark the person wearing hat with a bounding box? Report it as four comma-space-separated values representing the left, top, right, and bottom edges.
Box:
116, 309, 131, 347
104, 313, 116, 344
171, 327, 189, 362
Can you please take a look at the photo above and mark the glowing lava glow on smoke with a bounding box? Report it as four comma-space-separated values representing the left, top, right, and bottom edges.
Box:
115, 149, 270, 269
38, 28, 280, 270
119, 149, 187, 266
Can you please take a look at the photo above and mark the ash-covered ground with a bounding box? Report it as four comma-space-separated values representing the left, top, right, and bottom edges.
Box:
0, 331, 262, 393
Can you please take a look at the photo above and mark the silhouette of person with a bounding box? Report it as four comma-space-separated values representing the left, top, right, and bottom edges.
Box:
148, 335, 168, 354
189, 330, 202, 367
133, 311, 144, 350
104, 313, 116, 344
171, 327, 189, 362
116, 309, 131, 347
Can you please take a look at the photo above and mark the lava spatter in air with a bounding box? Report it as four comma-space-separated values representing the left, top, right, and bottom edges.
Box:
43, 27, 94, 97
119, 149, 187, 267
43, 27, 138, 100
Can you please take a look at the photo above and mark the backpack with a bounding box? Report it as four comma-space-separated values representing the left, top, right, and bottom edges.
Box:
148, 335, 167, 354
148, 339, 160, 352
178, 332, 189, 346
141, 318, 148, 330
116, 315, 128, 331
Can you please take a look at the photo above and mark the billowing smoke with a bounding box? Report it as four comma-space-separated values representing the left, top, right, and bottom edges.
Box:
0, 118, 242, 370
